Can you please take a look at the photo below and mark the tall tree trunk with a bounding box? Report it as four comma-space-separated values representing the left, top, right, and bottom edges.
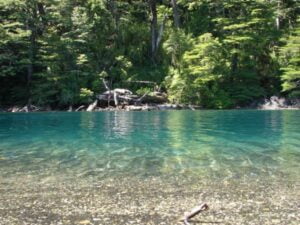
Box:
170, 0, 180, 28
231, 53, 238, 76
276, 0, 281, 30
156, 15, 167, 49
27, 34, 35, 87
149, 0, 158, 61
26, 5, 38, 103
108, 0, 119, 31
231, 43, 239, 77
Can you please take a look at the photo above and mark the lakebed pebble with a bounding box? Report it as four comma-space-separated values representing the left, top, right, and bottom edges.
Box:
0, 172, 299, 225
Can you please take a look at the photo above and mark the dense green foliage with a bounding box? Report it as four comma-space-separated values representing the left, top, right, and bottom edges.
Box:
0, 0, 299, 108
280, 17, 300, 97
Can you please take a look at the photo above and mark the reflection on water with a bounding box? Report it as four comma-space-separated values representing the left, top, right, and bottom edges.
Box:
0, 110, 300, 180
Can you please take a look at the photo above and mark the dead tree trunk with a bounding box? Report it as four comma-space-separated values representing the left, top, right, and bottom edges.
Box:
26, 8, 37, 104
113, 91, 119, 106
171, 0, 180, 28
156, 14, 167, 50
102, 78, 111, 107
25, 2, 46, 105
149, 0, 158, 61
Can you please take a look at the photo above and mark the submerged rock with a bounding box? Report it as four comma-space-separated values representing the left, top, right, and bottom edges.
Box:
125, 105, 143, 111
157, 104, 182, 110
125, 105, 158, 111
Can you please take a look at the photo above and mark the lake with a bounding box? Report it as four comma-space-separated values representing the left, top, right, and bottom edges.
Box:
0, 110, 299, 224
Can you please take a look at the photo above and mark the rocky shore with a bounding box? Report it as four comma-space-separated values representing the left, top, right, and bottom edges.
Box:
1, 96, 300, 113
251, 96, 300, 110
1, 103, 203, 113
1, 90, 195, 113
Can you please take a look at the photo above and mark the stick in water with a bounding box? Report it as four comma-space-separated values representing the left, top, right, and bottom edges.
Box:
183, 203, 209, 225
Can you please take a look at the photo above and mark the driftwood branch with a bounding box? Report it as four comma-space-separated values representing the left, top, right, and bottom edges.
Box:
124, 80, 157, 85
75, 105, 85, 112
20, 105, 29, 112
188, 105, 195, 111
87, 100, 98, 112
114, 91, 119, 106
136, 92, 150, 104
102, 78, 111, 107
182, 203, 209, 225
102, 78, 110, 91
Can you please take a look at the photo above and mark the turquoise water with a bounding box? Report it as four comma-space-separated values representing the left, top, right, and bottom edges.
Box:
0, 110, 300, 180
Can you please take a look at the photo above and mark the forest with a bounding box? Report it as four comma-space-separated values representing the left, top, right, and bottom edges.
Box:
0, 0, 299, 109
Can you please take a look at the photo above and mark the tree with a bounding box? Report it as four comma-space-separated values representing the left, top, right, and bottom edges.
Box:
0, 0, 44, 105
170, 0, 180, 28
165, 33, 232, 108
0, 0, 299, 109
280, 18, 300, 96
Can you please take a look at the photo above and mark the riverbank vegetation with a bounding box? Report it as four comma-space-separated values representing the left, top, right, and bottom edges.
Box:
0, 0, 299, 109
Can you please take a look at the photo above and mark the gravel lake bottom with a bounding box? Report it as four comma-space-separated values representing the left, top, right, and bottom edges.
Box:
0, 171, 299, 225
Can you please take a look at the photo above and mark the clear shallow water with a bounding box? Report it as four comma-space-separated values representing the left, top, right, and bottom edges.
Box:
0, 110, 300, 180
1, 110, 300, 225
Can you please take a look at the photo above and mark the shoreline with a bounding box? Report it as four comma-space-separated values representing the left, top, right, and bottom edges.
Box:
1, 103, 300, 113
1, 95, 300, 113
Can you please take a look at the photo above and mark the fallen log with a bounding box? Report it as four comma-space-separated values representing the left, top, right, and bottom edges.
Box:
135, 92, 149, 105
102, 89, 133, 96
97, 87, 168, 107
141, 95, 167, 104
113, 88, 133, 95
118, 95, 139, 101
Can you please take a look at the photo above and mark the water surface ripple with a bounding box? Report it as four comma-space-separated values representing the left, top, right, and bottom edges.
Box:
0, 110, 299, 180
